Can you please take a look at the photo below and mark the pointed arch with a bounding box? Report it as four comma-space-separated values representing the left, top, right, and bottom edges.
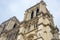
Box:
36, 8, 39, 16
31, 11, 34, 19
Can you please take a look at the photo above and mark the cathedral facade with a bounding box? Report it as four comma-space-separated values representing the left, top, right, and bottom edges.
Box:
0, 0, 59, 40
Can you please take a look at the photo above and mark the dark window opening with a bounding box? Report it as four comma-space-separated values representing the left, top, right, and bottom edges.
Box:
36, 8, 39, 16
31, 11, 34, 19
13, 23, 17, 28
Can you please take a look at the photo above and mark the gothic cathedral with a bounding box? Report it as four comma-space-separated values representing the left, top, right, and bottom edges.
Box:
0, 0, 59, 40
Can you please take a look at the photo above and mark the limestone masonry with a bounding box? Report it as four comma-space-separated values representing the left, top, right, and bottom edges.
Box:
0, 0, 59, 40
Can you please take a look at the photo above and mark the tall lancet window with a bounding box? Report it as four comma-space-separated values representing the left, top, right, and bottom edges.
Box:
31, 11, 34, 19
36, 8, 39, 16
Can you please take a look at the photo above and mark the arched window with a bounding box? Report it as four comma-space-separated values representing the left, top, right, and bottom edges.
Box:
36, 8, 39, 16
13, 23, 17, 28
31, 11, 34, 19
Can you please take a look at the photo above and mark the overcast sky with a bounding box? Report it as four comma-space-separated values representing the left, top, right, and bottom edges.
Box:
0, 0, 60, 31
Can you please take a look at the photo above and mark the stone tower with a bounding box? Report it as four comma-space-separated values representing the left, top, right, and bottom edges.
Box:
0, 0, 59, 40
17, 0, 59, 40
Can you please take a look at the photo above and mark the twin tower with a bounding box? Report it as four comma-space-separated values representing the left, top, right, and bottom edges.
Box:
17, 0, 59, 40
0, 0, 59, 40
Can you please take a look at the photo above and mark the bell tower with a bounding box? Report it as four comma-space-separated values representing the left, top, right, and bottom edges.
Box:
24, 0, 48, 21
17, 0, 59, 40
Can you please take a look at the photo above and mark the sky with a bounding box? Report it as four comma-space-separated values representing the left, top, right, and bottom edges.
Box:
0, 0, 60, 31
